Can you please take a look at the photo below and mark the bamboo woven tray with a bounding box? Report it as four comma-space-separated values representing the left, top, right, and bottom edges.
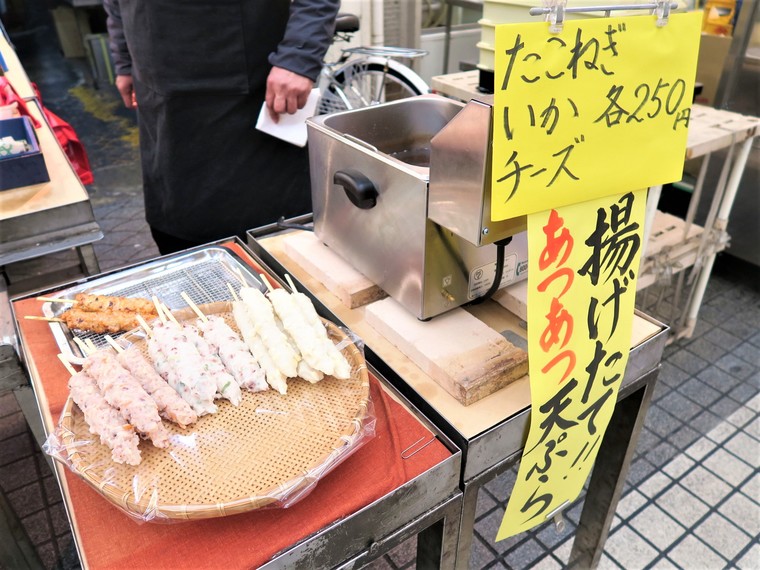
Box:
57, 303, 370, 521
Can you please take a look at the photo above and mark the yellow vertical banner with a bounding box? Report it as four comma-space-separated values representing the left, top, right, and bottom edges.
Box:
491, 12, 702, 221
497, 188, 646, 539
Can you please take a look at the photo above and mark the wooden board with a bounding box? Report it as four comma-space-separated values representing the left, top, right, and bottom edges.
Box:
365, 298, 528, 406
258, 231, 663, 440
638, 210, 713, 290
282, 232, 386, 309
493, 281, 528, 322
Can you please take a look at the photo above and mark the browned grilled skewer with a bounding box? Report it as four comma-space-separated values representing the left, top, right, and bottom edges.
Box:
59, 308, 144, 334
73, 293, 158, 316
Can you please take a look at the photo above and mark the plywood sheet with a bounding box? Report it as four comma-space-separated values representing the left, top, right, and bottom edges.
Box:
281, 231, 386, 309
365, 298, 527, 406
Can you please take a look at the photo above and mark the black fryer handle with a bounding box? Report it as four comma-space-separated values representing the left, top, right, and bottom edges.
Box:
333, 169, 377, 210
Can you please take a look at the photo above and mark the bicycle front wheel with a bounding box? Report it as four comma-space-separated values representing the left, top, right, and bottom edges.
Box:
317, 57, 429, 115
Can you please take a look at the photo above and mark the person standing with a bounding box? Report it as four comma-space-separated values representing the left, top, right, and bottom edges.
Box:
103, 0, 340, 254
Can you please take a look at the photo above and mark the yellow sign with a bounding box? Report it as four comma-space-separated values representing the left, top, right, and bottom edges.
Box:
491, 12, 702, 221
497, 188, 646, 539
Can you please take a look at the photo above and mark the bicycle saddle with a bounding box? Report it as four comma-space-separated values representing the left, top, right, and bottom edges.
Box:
334, 13, 360, 33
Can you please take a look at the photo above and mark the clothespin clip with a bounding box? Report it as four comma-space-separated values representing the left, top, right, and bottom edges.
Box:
529, 0, 567, 34
547, 0, 567, 34
654, 0, 672, 27
545, 499, 570, 533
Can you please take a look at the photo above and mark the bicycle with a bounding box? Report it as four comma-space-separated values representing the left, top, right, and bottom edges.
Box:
316, 13, 430, 115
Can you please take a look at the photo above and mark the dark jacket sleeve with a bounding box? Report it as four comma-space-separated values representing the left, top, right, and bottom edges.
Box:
102, 0, 133, 76
267, 0, 340, 81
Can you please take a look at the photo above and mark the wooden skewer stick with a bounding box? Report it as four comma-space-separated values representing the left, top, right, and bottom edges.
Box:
152, 296, 167, 323
161, 302, 180, 325
180, 292, 208, 322
104, 335, 124, 353
85, 339, 98, 353
73, 337, 91, 356
36, 296, 74, 304
180, 291, 208, 323
135, 314, 152, 337
234, 267, 247, 285
24, 315, 64, 323
284, 274, 297, 293
259, 273, 274, 293
57, 354, 77, 376
227, 282, 240, 302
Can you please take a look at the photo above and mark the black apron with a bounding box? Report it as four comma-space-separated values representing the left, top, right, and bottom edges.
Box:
122, 0, 312, 242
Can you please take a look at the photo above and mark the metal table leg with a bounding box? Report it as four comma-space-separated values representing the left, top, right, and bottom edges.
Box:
454, 450, 523, 570
454, 475, 482, 570
417, 492, 464, 570
454, 367, 659, 569
569, 367, 659, 568
76, 244, 100, 276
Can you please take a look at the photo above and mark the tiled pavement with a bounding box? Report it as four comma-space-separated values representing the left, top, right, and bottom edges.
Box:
1, 13, 758, 570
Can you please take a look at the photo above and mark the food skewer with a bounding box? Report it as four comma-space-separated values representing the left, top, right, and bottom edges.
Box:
268, 278, 332, 379
57, 353, 77, 375
162, 303, 180, 325
135, 314, 153, 337
153, 292, 243, 406
105, 335, 198, 428
41, 292, 157, 313
26, 309, 146, 335
66, 365, 142, 466
259, 273, 274, 293
232, 300, 288, 394
82, 349, 170, 448
265, 280, 327, 382
227, 283, 239, 301
25, 315, 63, 323
152, 296, 167, 323
151, 297, 181, 326
104, 335, 124, 353
147, 314, 219, 415
184, 292, 268, 393
70, 293, 158, 316
37, 296, 74, 304
261, 272, 350, 380
73, 337, 91, 356
180, 292, 208, 322
239, 286, 299, 378
287, 281, 352, 380
180, 318, 242, 406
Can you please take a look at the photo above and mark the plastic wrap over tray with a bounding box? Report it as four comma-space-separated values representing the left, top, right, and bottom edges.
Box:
43, 304, 373, 523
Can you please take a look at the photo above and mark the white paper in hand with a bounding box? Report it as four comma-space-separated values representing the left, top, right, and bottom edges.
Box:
255, 88, 321, 147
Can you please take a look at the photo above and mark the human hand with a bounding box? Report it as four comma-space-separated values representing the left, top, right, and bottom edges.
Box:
265, 66, 313, 123
115, 75, 137, 109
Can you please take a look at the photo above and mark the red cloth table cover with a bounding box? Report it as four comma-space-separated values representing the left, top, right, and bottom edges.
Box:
13, 242, 452, 569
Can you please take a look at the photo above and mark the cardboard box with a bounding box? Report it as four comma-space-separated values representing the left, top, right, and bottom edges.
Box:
84, 33, 115, 87
694, 33, 733, 106
50, 6, 91, 59
0, 116, 50, 191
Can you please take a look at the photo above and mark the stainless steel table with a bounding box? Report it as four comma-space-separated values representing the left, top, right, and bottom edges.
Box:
248, 222, 668, 569
0, 27, 102, 279
11, 238, 462, 570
